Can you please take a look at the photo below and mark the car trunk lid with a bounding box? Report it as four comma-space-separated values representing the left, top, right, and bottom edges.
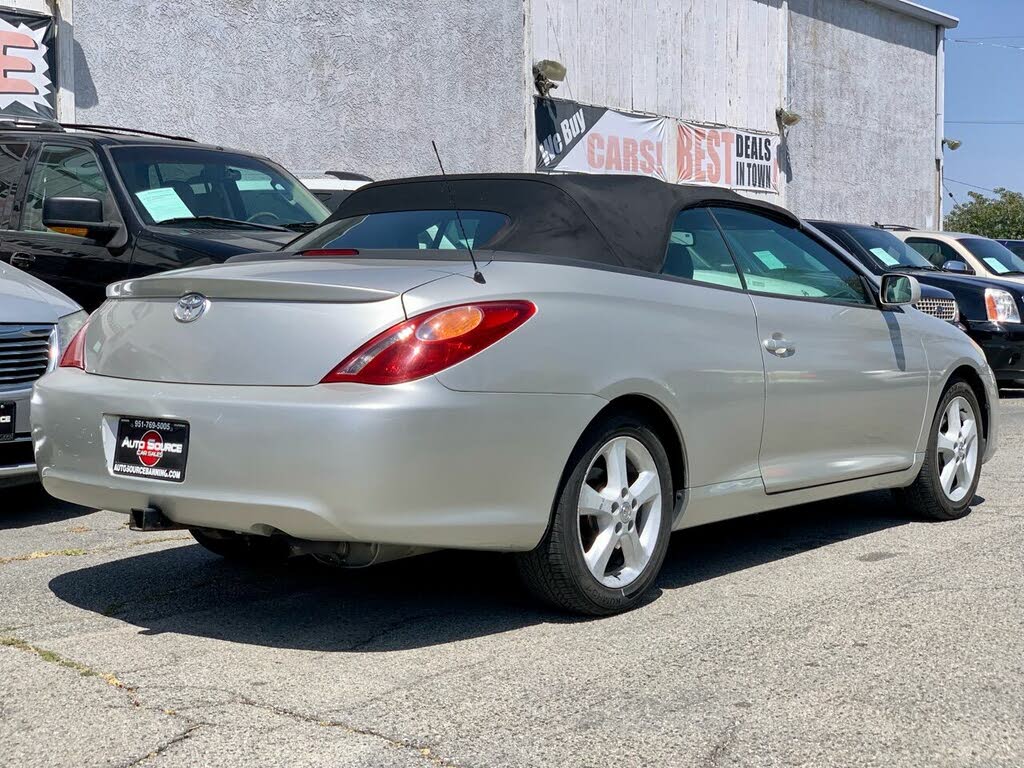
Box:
87, 258, 468, 385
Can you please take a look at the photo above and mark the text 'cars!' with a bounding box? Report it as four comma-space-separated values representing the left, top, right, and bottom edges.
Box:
813, 221, 1024, 387
0, 260, 86, 487
31, 174, 999, 614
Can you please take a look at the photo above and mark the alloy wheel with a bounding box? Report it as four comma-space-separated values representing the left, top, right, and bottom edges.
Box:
577, 436, 663, 588
935, 395, 979, 503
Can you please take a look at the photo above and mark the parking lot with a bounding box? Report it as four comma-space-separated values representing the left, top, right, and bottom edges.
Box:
0, 397, 1018, 767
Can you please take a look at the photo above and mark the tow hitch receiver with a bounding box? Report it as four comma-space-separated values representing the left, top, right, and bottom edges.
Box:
129, 506, 184, 532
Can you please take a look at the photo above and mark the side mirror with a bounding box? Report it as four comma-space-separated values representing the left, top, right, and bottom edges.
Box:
942, 259, 973, 274
880, 273, 921, 307
42, 197, 120, 242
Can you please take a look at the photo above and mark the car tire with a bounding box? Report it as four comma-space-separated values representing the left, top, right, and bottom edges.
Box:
516, 412, 675, 615
898, 380, 984, 521
189, 527, 288, 563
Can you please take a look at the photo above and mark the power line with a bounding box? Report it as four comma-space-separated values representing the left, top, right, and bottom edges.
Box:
945, 177, 998, 194
950, 39, 1024, 52
942, 181, 961, 207
953, 35, 1024, 41
946, 120, 1024, 125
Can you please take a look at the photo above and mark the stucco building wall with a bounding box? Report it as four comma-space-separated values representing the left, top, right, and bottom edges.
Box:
70, 0, 530, 178
63, 0, 947, 226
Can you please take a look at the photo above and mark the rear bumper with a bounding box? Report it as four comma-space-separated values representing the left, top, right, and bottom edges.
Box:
31, 370, 604, 551
964, 321, 1024, 382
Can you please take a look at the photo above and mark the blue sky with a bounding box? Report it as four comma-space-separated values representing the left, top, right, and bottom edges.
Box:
930, 0, 1024, 211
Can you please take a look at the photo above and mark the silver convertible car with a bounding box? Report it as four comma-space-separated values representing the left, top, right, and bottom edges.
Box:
32, 175, 998, 614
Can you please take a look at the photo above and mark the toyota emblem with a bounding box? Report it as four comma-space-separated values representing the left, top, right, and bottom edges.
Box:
174, 293, 208, 323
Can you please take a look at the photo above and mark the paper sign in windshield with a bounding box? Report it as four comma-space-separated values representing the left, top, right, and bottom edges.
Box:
135, 187, 193, 223
983, 257, 1010, 274
870, 247, 900, 266
753, 250, 785, 269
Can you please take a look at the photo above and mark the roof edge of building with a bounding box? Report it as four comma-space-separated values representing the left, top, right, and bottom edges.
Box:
864, 0, 959, 29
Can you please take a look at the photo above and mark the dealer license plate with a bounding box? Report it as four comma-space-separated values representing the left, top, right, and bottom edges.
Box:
112, 416, 189, 483
0, 402, 14, 442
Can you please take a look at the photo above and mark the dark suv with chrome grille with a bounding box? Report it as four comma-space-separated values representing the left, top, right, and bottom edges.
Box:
0, 260, 85, 486
813, 220, 1024, 387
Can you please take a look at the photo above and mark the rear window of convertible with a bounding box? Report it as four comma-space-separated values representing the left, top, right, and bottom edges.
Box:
290, 210, 511, 251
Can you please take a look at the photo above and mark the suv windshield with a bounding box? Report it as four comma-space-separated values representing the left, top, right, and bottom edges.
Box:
290, 210, 511, 252
961, 237, 1024, 275
843, 226, 935, 271
110, 146, 329, 231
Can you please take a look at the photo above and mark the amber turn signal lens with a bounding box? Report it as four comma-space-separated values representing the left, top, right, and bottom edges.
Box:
415, 306, 485, 341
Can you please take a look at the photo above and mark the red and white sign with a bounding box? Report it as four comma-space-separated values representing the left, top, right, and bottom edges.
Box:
536, 98, 781, 194
676, 122, 779, 193
0, 11, 54, 117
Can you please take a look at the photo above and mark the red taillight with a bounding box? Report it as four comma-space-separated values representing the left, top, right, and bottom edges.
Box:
322, 300, 536, 385
59, 322, 89, 370
300, 248, 360, 257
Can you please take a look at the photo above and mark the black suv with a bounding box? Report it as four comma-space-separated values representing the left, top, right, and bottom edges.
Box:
813, 220, 1024, 386
0, 120, 329, 310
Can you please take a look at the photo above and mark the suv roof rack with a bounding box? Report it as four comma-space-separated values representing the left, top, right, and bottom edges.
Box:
0, 116, 64, 132
60, 123, 196, 142
873, 222, 916, 231
0, 117, 195, 142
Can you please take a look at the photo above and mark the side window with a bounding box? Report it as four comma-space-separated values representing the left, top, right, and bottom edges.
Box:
0, 142, 28, 225
710, 207, 870, 304
906, 238, 960, 268
21, 145, 110, 234
662, 207, 742, 289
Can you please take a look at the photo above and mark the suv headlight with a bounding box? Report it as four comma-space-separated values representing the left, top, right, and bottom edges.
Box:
984, 288, 1021, 323
49, 309, 89, 367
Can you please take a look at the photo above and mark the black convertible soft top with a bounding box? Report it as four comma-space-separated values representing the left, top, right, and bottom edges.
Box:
329, 173, 799, 274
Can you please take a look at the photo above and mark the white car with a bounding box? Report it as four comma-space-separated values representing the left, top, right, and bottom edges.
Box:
297, 171, 372, 212
894, 229, 1024, 283
0, 261, 86, 486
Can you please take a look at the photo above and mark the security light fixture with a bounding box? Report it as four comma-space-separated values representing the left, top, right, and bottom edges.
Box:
776, 107, 802, 128
534, 59, 567, 97
942, 137, 962, 151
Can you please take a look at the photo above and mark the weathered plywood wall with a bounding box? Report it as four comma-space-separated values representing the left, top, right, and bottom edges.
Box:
532, 0, 787, 135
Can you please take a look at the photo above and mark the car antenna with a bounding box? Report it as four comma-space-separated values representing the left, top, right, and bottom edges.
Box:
431, 140, 485, 284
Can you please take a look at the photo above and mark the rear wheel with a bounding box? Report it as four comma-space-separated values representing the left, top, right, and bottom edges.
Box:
899, 381, 983, 521
517, 413, 675, 615
189, 528, 288, 563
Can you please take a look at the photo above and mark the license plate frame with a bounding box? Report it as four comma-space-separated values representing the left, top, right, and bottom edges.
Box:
111, 416, 190, 483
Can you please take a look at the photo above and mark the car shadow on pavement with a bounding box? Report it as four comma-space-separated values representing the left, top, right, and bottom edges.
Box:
1, 482, 94, 530
46, 490, 920, 651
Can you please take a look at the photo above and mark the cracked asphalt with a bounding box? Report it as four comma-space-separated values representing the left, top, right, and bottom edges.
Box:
2, 397, 1023, 767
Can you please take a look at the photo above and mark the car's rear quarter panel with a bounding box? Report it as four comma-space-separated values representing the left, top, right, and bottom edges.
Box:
406, 260, 767, 490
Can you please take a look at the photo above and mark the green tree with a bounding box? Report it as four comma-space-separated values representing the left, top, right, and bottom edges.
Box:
944, 187, 1024, 238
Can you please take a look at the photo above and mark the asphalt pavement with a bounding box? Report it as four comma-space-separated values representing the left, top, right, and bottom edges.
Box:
2, 395, 1023, 767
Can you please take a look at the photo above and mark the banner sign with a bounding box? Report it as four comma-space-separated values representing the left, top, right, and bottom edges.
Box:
676, 121, 778, 193
536, 98, 668, 180
0, 10, 56, 119
535, 98, 779, 193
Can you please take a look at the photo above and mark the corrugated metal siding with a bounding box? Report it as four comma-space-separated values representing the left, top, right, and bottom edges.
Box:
532, 0, 787, 135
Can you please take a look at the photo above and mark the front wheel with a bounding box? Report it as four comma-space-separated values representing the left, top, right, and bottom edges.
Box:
516, 413, 675, 615
898, 381, 983, 521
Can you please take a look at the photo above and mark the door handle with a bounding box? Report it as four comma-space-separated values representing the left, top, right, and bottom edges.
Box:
763, 333, 796, 358
9, 253, 34, 268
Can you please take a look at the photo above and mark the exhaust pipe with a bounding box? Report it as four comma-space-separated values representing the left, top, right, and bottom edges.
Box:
129, 505, 185, 532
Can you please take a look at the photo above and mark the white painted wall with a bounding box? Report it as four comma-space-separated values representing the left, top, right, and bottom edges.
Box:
532, 0, 788, 135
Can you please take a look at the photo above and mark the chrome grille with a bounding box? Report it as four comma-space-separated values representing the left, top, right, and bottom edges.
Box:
914, 297, 959, 322
0, 324, 53, 388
